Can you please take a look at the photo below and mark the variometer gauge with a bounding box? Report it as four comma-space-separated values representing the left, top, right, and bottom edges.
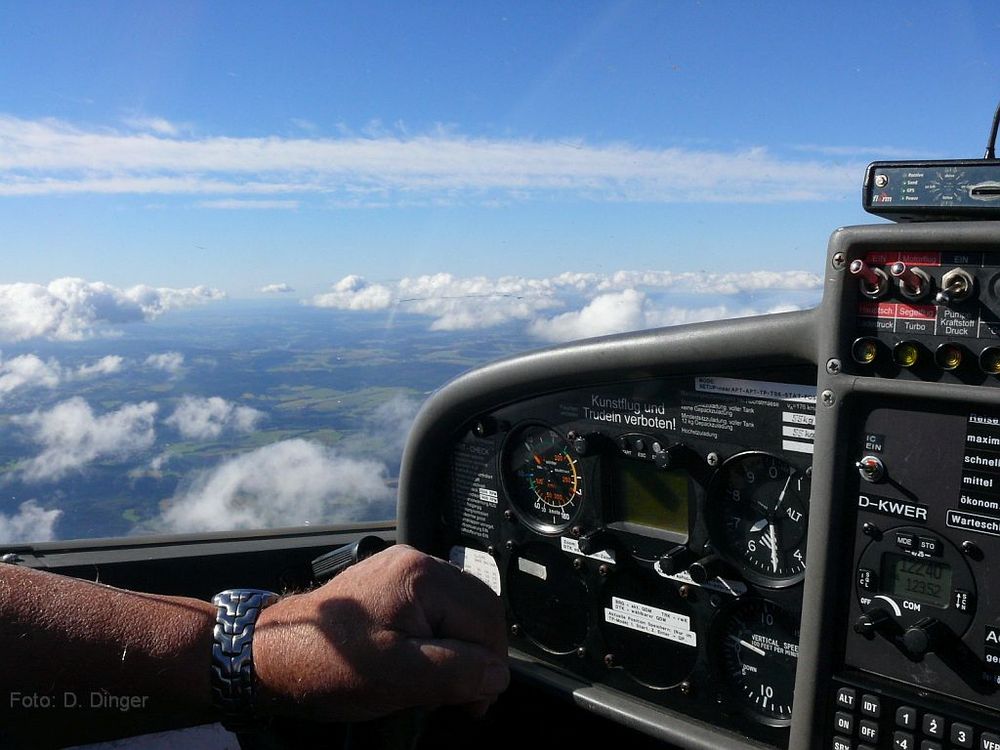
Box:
708, 451, 809, 587
502, 424, 585, 532
715, 598, 800, 727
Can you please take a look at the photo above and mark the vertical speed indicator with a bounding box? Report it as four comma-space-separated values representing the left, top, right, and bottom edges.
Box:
503, 424, 584, 532
716, 598, 800, 727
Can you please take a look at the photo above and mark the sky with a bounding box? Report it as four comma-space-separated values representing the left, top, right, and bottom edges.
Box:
1, 1, 998, 298
0, 2, 999, 543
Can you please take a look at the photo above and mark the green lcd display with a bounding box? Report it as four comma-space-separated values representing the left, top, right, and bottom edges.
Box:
881, 552, 952, 609
613, 460, 689, 537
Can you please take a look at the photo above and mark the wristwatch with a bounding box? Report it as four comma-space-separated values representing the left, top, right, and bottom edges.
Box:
210, 588, 279, 732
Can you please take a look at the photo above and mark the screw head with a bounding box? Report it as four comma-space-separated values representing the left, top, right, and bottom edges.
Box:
505, 540, 514, 552
576, 647, 587, 658
598, 564, 610, 577
706, 452, 720, 467
510, 624, 521, 637
487, 545, 495, 556
572, 557, 583, 570
821, 389, 836, 407
832, 251, 847, 270
679, 680, 693, 696
603, 653, 615, 668
826, 358, 841, 375
503, 509, 515, 522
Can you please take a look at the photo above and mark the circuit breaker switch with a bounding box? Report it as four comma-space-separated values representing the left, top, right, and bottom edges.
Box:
889, 262, 931, 300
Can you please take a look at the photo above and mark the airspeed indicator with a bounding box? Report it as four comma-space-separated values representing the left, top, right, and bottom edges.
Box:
503, 424, 585, 532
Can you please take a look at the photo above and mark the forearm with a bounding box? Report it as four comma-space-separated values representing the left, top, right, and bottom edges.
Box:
0, 565, 218, 747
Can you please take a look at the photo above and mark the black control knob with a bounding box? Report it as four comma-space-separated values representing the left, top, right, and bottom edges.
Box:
657, 545, 693, 575
652, 441, 682, 470
689, 554, 723, 584
903, 617, 950, 656
577, 528, 616, 556
854, 608, 893, 638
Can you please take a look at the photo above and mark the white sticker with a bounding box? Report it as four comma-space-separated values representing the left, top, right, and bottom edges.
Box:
517, 557, 548, 580
604, 596, 697, 647
478, 487, 498, 504
654, 565, 748, 597
695, 377, 817, 404
781, 424, 815, 440
560, 536, 616, 563
782, 411, 815, 426
449, 546, 501, 595
782, 439, 815, 455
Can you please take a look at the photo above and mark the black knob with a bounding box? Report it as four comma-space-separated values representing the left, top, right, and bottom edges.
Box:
854, 608, 893, 638
689, 554, 723, 584
652, 442, 683, 469
903, 617, 949, 656
577, 529, 615, 556
657, 545, 693, 575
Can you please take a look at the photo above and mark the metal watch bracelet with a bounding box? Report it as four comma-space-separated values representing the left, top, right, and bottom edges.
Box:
210, 588, 279, 732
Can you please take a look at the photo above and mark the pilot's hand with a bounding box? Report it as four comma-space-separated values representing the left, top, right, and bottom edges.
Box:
253, 544, 509, 722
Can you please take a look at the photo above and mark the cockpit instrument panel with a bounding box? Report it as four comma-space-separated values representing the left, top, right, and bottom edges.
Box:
442, 373, 815, 746
399, 222, 1000, 749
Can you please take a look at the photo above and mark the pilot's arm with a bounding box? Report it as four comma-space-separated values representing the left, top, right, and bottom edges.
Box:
0, 545, 509, 747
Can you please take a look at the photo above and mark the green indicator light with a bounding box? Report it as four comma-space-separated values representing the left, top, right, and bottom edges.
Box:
935, 344, 963, 371
893, 341, 919, 368
851, 338, 878, 365
980, 348, 1000, 375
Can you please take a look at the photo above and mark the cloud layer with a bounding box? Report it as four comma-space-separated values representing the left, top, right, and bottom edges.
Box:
0, 500, 61, 544
14, 397, 158, 481
0, 353, 124, 400
156, 439, 395, 532
165, 396, 264, 440
0, 115, 861, 204
0, 278, 224, 343
311, 269, 822, 341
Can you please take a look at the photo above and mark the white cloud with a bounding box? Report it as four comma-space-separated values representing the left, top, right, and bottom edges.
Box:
260, 282, 294, 294
312, 275, 394, 311
0, 278, 225, 343
0, 115, 861, 204
75, 355, 123, 378
0, 354, 62, 397
165, 396, 264, 440
198, 199, 299, 210
528, 289, 647, 341
14, 397, 158, 482
145, 351, 185, 374
0, 500, 61, 543
310, 269, 822, 339
0, 353, 125, 399
122, 115, 183, 136
155, 439, 394, 532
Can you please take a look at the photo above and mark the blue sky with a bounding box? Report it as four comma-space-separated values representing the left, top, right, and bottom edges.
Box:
0, 1, 998, 295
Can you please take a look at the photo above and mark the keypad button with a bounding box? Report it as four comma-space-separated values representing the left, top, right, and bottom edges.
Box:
858, 719, 879, 744
981, 731, 1000, 750
857, 745, 875, 750
835, 711, 854, 735
894, 731, 915, 750
832, 737, 852, 750
922, 713, 944, 739
836, 687, 857, 711
951, 722, 974, 748
860, 693, 881, 718
896, 706, 917, 730
919, 741, 942, 750
917, 536, 942, 555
